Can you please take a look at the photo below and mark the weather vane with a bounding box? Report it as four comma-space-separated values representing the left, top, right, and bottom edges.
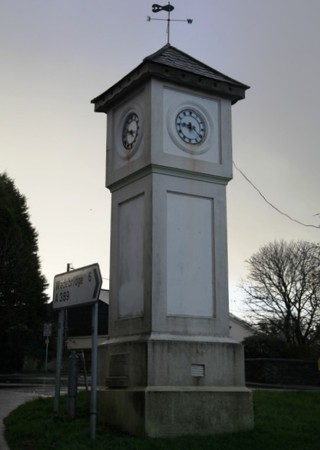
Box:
147, 2, 193, 44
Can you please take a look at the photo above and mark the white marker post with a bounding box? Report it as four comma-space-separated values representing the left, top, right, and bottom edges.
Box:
52, 263, 102, 438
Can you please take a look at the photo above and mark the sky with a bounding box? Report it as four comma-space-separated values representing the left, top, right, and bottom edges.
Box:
1, 0, 320, 316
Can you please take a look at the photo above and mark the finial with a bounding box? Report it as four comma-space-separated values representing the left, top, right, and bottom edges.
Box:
147, 2, 193, 44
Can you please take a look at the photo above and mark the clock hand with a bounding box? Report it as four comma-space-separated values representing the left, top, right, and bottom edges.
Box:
181, 121, 193, 130
192, 125, 202, 137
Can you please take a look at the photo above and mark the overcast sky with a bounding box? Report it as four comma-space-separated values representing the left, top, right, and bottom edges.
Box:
1, 0, 319, 315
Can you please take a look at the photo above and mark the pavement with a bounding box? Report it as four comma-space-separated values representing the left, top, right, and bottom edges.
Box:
0, 374, 66, 450
0, 388, 43, 450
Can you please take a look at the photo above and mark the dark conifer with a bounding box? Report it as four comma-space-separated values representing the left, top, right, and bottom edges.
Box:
0, 173, 49, 372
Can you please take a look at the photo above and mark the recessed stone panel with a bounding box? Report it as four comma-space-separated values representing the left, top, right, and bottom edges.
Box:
118, 193, 145, 318
166, 191, 214, 317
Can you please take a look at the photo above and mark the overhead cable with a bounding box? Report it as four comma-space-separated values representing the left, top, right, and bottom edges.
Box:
233, 160, 320, 230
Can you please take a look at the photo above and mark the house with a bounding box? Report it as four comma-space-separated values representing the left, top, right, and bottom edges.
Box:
229, 313, 253, 342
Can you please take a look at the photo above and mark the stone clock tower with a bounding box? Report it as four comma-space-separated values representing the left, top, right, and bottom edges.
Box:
92, 45, 253, 437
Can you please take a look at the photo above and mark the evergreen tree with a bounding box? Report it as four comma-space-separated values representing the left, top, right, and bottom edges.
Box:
0, 173, 49, 371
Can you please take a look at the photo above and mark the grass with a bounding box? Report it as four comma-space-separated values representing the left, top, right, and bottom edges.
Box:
4, 390, 320, 450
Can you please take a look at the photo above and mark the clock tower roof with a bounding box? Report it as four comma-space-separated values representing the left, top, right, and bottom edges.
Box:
92, 44, 249, 113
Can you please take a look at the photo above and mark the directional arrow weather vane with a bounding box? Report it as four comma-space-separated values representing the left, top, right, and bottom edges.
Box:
147, 2, 193, 44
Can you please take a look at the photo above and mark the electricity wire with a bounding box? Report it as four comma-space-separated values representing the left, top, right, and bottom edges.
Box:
233, 160, 320, 230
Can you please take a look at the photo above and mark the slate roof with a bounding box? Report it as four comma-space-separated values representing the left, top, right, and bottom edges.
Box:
144, 44, 247, 85
92, 44, 249, 112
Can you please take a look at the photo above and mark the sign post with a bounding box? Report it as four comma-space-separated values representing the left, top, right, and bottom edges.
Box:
90, 301, 98, 439
52, 263, 102, 438
43, 323, 52, 373
53, 309, 65, 417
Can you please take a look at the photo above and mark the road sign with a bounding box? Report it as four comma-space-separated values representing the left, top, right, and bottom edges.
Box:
53, 263, 102, 309
43, 323, 52, 337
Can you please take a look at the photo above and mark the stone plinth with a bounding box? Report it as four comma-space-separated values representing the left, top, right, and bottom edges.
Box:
98, 386, 253, 437
97, 336, 253, 436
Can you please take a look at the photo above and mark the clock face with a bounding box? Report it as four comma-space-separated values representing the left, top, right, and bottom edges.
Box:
122, 112, 140, 150
175, 108, 206, 145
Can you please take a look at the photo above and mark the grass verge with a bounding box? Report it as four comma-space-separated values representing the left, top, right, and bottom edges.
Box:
4, 390, 320, 450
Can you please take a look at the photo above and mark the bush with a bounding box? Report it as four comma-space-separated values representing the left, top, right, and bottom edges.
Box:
243, 334, 320, 359
244, 334, 286, 358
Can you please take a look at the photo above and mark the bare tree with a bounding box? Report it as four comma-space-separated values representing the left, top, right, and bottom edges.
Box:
242, 240, 320, 345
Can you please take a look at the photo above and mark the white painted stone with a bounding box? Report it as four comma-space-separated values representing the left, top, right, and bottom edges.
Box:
98, 387, 254, 437
118, 193, 145, 318
105, 79, 233, 190
163, 86, 221, 163
166, 192, 214, 317
94, 47, 253, 437
151, 173, 229, 336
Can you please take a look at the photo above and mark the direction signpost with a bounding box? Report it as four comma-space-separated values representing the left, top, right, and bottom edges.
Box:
53, 263, 102, 309
52, 263, 102, 440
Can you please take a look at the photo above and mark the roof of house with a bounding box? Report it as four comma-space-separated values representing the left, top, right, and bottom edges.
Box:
91, 44, 249, 112
229, 312, 253, 331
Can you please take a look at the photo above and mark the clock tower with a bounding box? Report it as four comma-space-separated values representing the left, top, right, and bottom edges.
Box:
92, 44, 253, 437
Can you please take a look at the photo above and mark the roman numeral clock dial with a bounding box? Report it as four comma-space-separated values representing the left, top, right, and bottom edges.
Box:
175, 108, 206, 145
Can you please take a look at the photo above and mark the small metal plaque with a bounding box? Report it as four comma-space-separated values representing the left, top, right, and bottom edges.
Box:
191, 364, 205, 377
